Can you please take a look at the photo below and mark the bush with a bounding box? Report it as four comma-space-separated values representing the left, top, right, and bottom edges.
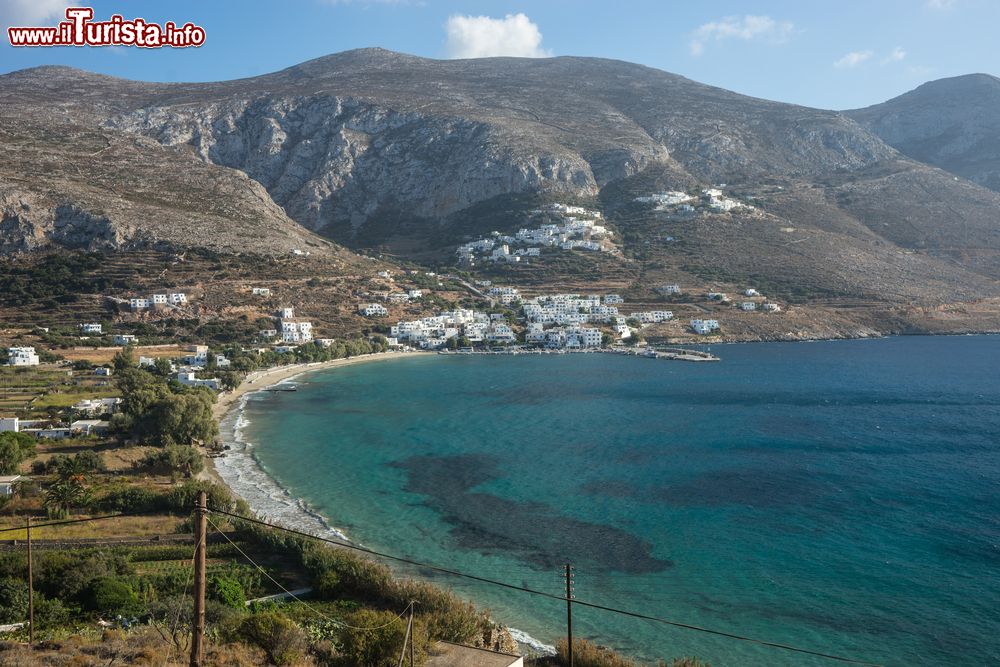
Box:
556, 638, 639, 667
84, 577, 143, 617
337, 608, 422, 667
33, 595, 72, 629
0, 577, 29, 623
209, 575, 246, 609
235, 611, 307, 666
140, 445, 205, 477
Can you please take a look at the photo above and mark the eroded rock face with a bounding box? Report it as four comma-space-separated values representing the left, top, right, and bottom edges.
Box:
0, 196, 136, 254
106, 96, 604, 237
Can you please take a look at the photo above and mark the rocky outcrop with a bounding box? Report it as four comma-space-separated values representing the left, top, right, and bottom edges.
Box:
0, 196, 136, 254
105, 95, 603, 238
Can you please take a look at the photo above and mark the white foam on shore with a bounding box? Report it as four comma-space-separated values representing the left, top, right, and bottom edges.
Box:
216, 389, 350, 543
217, 377, 556, 658
508, 627, 557, 655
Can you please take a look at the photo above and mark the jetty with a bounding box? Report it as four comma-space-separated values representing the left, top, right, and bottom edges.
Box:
438, 347, 720, 362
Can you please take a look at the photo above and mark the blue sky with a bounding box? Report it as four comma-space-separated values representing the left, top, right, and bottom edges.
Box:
1, 0, 996, 109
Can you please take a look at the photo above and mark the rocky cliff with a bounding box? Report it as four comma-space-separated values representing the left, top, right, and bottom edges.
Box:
847, 73, 1000, 192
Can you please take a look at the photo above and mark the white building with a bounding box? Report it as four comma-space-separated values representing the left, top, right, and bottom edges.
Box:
0, 418, 19, 432
252, 287, 271, 296
177, 371, 220, 391
6, 347, 39, 366
152, 294, 168, 305
72, 397, 123, 416
690, 319, 721, 335
0, 476, 22, 497
259, 329, 278, 339
79, 323, 102, 334
603, 294, 624, 304
281, 320, 313, 343
763, 302, 781, 312
740, 302, 757, 311
130, 298, 151, 311
407, 289, 423, 299
280, 307, 295, 319
169, 293, 187, 305
360, 304, 389, 317
113, 334, 137, 346
745, 288, 760, 297
94, 367, 113, 376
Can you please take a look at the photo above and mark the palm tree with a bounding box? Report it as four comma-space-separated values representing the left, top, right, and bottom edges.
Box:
44, 478, 89, 518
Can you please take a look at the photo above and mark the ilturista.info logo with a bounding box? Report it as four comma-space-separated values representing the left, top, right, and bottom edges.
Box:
7, 7, 206, 48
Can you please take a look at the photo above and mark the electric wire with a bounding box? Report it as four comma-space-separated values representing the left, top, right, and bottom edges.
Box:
207, 507, 881, 666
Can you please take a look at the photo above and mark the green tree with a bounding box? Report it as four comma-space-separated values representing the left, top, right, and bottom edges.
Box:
0, 432, 36, 474
145, 390, 217, 445
115, 367, 169, 418
112, 345, 136, 371
44, 478, 90, 517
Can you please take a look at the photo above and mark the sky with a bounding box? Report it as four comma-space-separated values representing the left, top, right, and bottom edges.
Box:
0, 0, 996, 109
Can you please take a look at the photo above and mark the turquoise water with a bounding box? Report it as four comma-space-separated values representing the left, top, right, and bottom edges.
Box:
227, 337, 1000, 666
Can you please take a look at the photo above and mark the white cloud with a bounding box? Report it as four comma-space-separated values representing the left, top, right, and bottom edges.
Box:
445, 13, 550, 59
689, 15, 794, 56
881, 47, 907, 64
0, 0, 72, 27
925, 0, 956, 9
834, 50, 874, 68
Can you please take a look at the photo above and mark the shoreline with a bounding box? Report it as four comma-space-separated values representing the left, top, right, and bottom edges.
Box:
201, 351, 429, 488
204, 348, 558, 656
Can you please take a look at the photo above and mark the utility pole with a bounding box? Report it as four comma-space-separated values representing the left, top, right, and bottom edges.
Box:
26, 516, 33, 645
190, 491, 207, 667
397, 602, 413, 667
565, 563, 574, 667
408, 601, 415, 667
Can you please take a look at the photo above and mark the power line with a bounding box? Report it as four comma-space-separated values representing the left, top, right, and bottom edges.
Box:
208, 507, 881, 666
0, 508, 167, 535
206, 514, 412, 632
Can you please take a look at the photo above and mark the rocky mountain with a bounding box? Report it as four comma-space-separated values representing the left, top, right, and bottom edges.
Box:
847, 74, 1000, 192
1, 49, 999, 313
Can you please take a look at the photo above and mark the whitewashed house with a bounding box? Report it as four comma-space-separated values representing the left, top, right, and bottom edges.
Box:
79, 323, 102, 334
360, 304, 389, 317
763, 302, 781, 312
281, 320, 313, 343
661, 284, 682, 294
130, 298, 151, 311
169, 293, 187, 305
152, 294, 168, 305
407, 289, 423, 299
690, 319, 720, 335
259, 329, 278, 339
0, 418, 19, 432
280, 307, 295, 319
745, 288, 760, 297
6, 347, 39, 366
604, 294, 624, 304
177, 371, 220, 391
113, 334, 137, 345
740, 302, 757, 311
94, 367, 113, 376
251, 287, 271, 296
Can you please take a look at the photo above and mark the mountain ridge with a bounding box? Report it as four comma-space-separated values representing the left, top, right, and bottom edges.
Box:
1, 49, 999, 316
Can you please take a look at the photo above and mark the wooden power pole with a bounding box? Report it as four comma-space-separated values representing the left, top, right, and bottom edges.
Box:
190, 491, 207, 667
26, 516, 34, 645
565, 563, 574, 667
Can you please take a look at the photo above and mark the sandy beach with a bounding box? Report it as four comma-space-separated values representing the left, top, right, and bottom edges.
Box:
202, 350, 430, 486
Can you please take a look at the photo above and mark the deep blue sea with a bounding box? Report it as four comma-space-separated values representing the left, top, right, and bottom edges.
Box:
219, 336, 1000, 666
